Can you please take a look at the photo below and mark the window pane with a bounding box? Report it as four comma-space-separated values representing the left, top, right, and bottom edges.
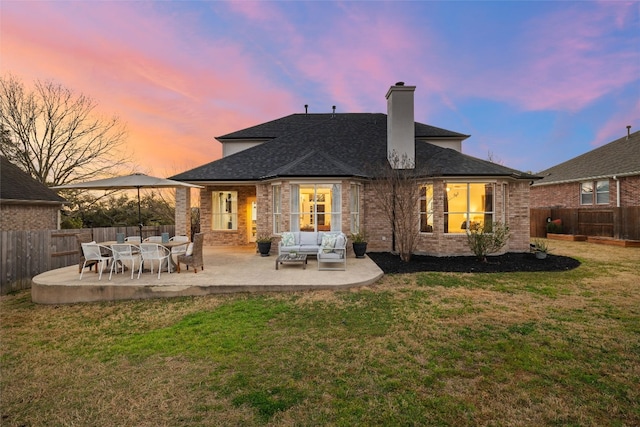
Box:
596, 180, 609, 204
581, 182, 593, 205
272, 185, 281, 234
293, 184, 341, 232
350, 184, 360, 233
420, 184, 434, 232
212, 191, 237, 230
444, 182, 494, 233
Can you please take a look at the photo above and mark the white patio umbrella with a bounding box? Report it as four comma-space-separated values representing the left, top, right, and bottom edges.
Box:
52, 173, 202, 238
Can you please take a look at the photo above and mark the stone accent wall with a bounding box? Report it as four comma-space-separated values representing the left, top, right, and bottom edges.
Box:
0, 204, 60, 230
531, 175, 640, 208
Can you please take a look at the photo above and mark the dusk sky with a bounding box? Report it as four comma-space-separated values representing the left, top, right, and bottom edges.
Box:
2, 1, 638, 177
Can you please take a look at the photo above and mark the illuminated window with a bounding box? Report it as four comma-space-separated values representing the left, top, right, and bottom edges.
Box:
443, 183, 494, 233
420, 184, 434, 232
212, 191, 237, 230
290, 184, 341, 232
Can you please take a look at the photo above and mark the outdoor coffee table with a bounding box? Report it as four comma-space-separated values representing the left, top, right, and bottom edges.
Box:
276, 253, 308, 270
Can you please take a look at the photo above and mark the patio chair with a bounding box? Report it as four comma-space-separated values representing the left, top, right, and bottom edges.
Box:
109, 243, 140, 280
317, 233, 347, 271
177, 233, 204, 273
80, 243, 113, 280
125, 236, 141, 243
137, 243, 172, 279
143, 236, 162, 243
76, 232, 97, 274
169, 235, 190, 264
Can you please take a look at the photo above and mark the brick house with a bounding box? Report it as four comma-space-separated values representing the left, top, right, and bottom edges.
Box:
0, 156, 67, 230
171, 83, 537, 256
531, 128, 640, 209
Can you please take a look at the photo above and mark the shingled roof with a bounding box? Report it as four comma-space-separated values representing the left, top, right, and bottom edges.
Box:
172, 113, 536, 182
533, 130, 640, 186
0, 156, 67, 204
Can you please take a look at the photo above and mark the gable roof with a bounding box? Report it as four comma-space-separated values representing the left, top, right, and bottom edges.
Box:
0, 156, 67, 204
533, 130, 640, 186
172, 113, 536, 182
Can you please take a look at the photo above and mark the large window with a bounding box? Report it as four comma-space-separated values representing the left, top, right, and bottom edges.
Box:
272, 185, 282, 234
350, 184, 360, 234
420, 184, 434, 232
291, 184, 341, 232
444, 182, 494, 233
212, 191, 237, 230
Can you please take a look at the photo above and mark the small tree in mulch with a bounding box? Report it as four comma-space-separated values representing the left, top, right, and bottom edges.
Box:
466, 221, 510, 262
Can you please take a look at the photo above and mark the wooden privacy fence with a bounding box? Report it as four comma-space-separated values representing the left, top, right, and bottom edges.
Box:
530, 207, 640, 240
1, 225, 175, 295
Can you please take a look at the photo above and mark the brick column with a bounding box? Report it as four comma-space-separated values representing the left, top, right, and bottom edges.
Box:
175, 187, 191, 237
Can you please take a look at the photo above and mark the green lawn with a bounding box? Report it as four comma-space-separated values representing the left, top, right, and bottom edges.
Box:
1, 240, 639, 426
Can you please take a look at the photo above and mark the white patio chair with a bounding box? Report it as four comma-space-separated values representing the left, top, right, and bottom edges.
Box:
143, 236, 163, 243
137, 243, 172, 279
80, 243, 113, 280
125, 236, 141, 243
109, 244, 140, 280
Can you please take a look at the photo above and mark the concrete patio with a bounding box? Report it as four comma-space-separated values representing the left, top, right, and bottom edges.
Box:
31, 246, 384, 304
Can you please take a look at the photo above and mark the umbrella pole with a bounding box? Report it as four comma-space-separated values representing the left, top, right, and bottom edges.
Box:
137, 187, 143, 239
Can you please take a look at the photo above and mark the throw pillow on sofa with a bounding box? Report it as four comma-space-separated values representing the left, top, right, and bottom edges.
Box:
281, 232, 295, 247
321, 234, 337, 253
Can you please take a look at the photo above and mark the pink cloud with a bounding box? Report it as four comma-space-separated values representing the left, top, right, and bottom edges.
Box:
1, 1, 297, 175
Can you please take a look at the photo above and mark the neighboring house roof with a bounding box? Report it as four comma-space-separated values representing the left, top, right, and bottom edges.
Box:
0, 156, 67, 204
172, 113, 536, 182
533, 130, 640, 186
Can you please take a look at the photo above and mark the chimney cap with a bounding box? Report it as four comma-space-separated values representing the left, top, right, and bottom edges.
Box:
395, 81, 405, 86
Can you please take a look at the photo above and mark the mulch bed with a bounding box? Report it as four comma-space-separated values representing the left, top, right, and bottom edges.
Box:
367, 252, 581, 274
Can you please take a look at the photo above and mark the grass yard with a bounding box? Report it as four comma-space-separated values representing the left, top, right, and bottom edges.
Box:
1, 240, 639, 426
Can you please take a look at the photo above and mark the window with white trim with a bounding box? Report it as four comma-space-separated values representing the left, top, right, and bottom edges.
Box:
212, 191, 237, 230
272, 185, 282, 234
290, 183, 341, 232
420, 184, 434, 232
596, 180, 609, 204
443, 182, 494, 233
350, 184, 360, 234
580, 182, 593, 205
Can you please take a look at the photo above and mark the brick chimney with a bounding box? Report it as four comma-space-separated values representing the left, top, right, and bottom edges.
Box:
386, 82, 416, 169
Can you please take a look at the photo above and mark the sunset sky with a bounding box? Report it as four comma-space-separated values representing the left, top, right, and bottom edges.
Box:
2, 1, 638, 177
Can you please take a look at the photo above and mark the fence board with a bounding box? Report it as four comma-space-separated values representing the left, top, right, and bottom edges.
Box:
1, 225, 175, 294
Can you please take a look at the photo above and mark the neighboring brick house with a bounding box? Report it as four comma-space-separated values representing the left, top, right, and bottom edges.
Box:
531, 128, 640, 209
171, 83, 538, 256
1, 156, 67, 230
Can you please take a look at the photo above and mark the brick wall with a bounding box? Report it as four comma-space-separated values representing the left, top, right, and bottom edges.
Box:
196, 178, 533, 255
174, 187, 191, 237
364, 178, 531, 256
0, 204, 60, 230
531, 175, 640, 208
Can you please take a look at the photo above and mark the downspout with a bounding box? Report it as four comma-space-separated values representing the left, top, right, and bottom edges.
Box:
613, 175, 620, 207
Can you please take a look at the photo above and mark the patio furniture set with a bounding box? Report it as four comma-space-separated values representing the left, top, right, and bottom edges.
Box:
77, 233, 204, 280
278, 231, 348, 271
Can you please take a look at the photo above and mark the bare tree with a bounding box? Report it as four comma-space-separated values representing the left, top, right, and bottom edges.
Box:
373, 151, 422, 262
0, 74, 128, 186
